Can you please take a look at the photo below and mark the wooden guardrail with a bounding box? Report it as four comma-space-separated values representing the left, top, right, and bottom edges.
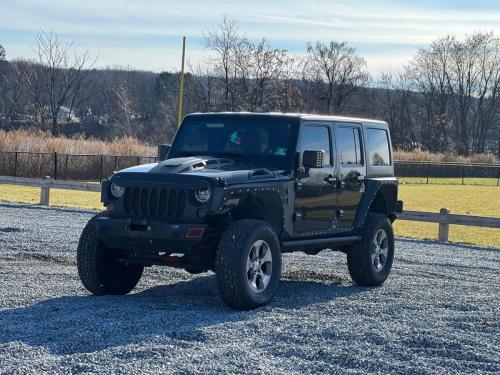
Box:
398, 209, 500, 241
0, 176, 100, 205
0, 176, 498, 243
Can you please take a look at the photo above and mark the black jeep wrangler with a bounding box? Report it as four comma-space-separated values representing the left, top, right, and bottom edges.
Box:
77, 113, 403, 310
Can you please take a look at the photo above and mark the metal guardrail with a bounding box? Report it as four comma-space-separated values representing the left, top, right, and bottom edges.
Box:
0, 176, 498, 243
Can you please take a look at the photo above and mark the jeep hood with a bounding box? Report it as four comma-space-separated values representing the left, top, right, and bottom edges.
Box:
113, 156, 284, 185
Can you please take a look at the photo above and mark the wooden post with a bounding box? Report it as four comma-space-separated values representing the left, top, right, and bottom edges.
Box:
40, 176, 51, 206
438, 208, 450, 242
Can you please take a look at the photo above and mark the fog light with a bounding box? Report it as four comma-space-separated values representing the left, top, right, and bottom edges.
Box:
197, 207, 209, 219
186, 227, 205, 239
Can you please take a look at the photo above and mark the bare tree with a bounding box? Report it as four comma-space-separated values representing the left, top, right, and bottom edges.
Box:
203, 16, 245, 110
188, 60, 218, 112
247, 39, 289, 111
0, 44, 5, 62
11, 60, 47, 125
305, 41, 368, 114
112, 80, 135, 136
378, 70, 417, 149
13, 31, 94, 134
407, 37, 454, 152
408, 32, 500, 155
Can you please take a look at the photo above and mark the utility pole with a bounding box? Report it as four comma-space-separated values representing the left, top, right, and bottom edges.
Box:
177, 36, 186, 127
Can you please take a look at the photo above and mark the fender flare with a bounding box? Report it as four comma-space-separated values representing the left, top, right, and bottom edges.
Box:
353, 178, 398, 230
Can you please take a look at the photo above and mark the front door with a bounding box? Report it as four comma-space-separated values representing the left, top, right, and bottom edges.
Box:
334, 123, 366, 229
294, 123, 337, 233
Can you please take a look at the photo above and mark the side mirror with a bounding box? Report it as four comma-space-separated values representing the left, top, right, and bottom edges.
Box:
302, 150, 324, 169
158, 144, 171, 161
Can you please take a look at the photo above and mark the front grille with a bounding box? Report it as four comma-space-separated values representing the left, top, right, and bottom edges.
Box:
123, 187, 186, 218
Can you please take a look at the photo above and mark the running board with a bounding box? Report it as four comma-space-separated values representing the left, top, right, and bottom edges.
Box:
282, 235, 361, 252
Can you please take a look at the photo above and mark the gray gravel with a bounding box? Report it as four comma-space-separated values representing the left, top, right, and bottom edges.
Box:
0, 201, 499, 374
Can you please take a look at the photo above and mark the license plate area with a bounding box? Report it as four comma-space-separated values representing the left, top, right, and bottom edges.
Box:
127, 218, 150, 232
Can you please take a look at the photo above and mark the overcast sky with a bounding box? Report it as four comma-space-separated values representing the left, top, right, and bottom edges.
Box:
1, 0, 500, 75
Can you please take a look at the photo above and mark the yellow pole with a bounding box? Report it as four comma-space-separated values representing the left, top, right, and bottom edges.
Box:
177, 36, 186, 127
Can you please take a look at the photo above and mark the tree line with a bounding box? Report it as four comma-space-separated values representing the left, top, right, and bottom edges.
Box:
0, 18, 499, 157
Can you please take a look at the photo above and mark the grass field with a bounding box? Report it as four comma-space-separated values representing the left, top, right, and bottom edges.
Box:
0, 182, 498, 248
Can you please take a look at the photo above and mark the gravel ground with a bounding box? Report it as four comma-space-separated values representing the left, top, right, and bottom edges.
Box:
0, 201, 498, 374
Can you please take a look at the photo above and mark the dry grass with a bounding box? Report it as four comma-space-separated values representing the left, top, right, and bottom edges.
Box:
395, 149, 499, 164
0, 129, 156, 156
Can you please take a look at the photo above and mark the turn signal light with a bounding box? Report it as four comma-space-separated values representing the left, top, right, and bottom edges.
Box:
185, 227, 205, 239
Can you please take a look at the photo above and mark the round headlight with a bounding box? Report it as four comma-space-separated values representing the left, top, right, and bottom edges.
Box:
194, 188, 211, 203
110, 183, 125, 198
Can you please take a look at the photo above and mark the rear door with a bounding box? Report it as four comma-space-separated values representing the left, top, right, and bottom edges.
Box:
334, 123, 366, 230
293, 122, 337, 233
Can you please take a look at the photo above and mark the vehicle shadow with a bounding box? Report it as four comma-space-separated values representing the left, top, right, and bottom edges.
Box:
0, 273, 367, 356
0, 201, 98, 216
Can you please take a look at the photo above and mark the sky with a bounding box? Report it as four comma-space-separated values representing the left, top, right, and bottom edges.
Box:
1, 0, 500, 76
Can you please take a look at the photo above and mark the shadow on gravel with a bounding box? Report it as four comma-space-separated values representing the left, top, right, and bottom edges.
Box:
0, 273, 365, 355
0, 202, 98, 216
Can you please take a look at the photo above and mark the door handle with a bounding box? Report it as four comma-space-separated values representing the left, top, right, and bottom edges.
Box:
325, 175, 337, 184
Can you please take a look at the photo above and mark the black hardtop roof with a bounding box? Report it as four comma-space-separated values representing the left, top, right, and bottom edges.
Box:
184, 112, 387, 126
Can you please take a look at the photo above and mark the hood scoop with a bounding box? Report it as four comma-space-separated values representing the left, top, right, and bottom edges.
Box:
151, 156, 235, 174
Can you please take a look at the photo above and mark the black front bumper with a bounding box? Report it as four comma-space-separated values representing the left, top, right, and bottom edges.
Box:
96, 216, 207, 253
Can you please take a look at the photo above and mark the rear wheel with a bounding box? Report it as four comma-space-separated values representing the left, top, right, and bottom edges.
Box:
347, 213, 394, 286
215, 219, 282, 310
77, 214, 143, 295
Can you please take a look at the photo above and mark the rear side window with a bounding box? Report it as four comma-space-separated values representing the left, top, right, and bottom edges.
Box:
366, 128, 391, 166
300, 126, 331, 165
337, 127, 363, 165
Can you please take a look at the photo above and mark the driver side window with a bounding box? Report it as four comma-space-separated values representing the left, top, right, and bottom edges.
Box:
300, 126, 331, 166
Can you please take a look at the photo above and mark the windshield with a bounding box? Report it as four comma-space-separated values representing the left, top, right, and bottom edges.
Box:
169, 115, 299, 170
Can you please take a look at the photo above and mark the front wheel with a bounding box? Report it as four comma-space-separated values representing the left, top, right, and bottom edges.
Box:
347, 213, 395, 286
77, 214, 143, 295
215, 220, 282, 310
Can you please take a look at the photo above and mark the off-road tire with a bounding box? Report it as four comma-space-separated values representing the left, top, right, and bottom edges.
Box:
215, 219, 282, 310
347, 213, 394, 286
77, 213, 143, 295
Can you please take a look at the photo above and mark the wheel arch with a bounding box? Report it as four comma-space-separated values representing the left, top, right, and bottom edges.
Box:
230, 191, 284, 236
369, 184, 397, 216
353, 180, 398, 229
